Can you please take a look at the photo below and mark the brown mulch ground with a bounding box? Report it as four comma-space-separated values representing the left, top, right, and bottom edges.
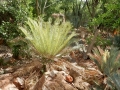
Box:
0, 48, 105, 90
0, 26, 116, 90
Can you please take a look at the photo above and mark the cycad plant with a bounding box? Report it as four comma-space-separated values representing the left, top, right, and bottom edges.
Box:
107, 72, 120, 90
19, 18, 76, 61
113, 35, 120, 50
88, 46, 120, 90
88, 46, 120, 75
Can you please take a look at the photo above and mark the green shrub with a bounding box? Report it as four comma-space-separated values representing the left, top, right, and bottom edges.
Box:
0, 0, 33, 40
19, 18, 76, 60
8, 37, 31, 59
86, 34, 112, 48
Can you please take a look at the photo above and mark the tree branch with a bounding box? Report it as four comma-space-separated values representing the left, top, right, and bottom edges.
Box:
43, 0, 47, 14
86, 0, 93, 17
45, 0, 60, 9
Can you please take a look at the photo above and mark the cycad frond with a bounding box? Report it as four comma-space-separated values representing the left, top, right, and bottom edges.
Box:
19, 18, 76, 59
88, 47, 120, 75
107, 72, 120, 90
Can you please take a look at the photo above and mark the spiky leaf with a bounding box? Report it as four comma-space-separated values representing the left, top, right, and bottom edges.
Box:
19, 18, 76, 59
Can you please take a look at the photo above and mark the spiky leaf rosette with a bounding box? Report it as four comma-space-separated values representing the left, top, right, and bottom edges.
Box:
19, 18, 76, 59
88, 46, 120, 75
107, 72, 120, 90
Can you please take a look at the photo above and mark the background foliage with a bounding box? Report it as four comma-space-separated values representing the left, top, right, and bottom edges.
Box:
0, 0, 33, 40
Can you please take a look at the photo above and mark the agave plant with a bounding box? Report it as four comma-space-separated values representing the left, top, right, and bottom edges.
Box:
88, 46, 120, 75
19, 18, 76, 60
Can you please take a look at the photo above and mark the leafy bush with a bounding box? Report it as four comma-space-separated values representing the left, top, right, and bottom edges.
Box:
8, 37, 31, 59
91, 0, 120, 30
0, 0, 33, 40
86, 35, 112, 48
19, 18, 76, 60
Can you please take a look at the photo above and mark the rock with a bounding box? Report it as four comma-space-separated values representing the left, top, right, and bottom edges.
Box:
74, 76, 90, 90
34, 70, 77, 90
0, 45, 13, 64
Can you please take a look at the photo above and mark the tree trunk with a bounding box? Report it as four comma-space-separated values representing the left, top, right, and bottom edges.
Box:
83, 27, 99, 59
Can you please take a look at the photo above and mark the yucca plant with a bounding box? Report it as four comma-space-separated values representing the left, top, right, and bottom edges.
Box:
88, 46, 120, 75
19, 17, 76, 61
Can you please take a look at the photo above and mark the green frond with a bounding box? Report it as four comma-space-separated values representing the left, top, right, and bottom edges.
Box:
107, 72, 120, 90
19, 17, 76, 59
88, 47, 120, 75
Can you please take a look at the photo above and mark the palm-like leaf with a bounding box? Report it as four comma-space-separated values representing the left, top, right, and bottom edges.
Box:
107, 72, 120, 90
19, 18, 76, 59
88, 47, 120, 75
